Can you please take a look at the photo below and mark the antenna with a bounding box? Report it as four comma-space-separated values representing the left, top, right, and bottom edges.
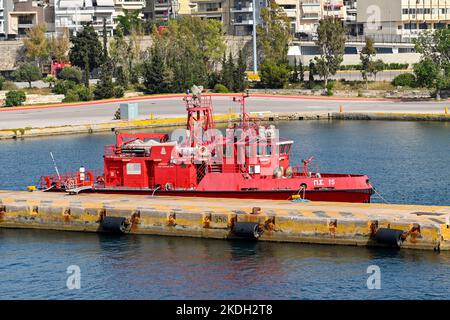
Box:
50, 152, 61, 180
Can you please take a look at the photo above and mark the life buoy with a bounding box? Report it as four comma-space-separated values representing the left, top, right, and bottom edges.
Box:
199, 146, 208, 157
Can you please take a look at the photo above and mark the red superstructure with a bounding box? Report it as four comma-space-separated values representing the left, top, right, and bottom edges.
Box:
40, 90, 374, 202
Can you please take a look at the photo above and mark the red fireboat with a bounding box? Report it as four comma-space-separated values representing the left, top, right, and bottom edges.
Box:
40, 89, 374, 202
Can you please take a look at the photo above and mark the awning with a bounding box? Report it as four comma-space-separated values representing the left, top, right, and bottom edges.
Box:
96, 0, 114, 6
59, 0, 84, 8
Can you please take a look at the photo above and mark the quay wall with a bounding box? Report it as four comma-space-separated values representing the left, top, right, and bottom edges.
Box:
1, 191, 450, 251
1, 110, 449, 140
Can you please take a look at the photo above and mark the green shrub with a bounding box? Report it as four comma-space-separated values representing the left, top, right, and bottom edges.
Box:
59, 67, 83, 84
0, 75, 5, 90
62, 85, 92, 103
260, 60, 290, 89
4, 90, 26, 107
214, 84, 229, 93
326, 81, 334, 96
386, 63, 409, 70
53, 80, 76, 95
392, 73, 416, 87
113, 86, 125, 98
75, 85, 93, 101
62, 90, 80, 103
42, 75, 57, 88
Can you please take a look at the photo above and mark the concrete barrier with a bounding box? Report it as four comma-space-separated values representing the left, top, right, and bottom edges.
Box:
1, 191, 449, 251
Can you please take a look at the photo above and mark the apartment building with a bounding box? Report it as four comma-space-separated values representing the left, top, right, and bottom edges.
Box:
229, 0, 267, 35
55, 0, 115, 36
277, 0, 300, 34
0, 0, 8, 36
357, 0, 450, 40
190, 0, 227, 23
2, 0, 54, 37
297, 0, 345, 35
143, 0, 178, 23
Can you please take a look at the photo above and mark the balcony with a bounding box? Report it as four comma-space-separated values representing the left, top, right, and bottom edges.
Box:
232, 19, 254, 25
301, 13, 319, 20
115, 0, 145, 10
193, 7, 223, 15
230, 6, 253, 13
190, 0, 222, 2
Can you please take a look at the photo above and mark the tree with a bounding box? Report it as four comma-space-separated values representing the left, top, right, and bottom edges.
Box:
314, 16, 346, 87
414, 28, 450, 99
360, 36, 376, 89
48, 27, 70, 62
299, 60, 304, 82
102, 18, 108, 61
116, 10, 142, 36
69, 24, 103, 74
225, 52, 235, 90
142, 47, 170, 94
308, 60, 315, 88
59, 67, 83, 84
109, 29, 130, 85
257, 0, 291, 65
260, 59, 289, 88
372, 59, 385, 82
23, 25, 49, 69
290, 57, 299, 83
82, 50, 90, 88
12, 63, 42, 88
233, 49, 247, 92
414, 58, 448, 94
94, 59, 114, 100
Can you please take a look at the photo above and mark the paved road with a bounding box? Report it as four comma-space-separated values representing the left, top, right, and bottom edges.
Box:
0, 95, 448, 130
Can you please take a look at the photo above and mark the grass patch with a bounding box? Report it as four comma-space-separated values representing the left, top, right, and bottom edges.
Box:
22, 87, 53, 95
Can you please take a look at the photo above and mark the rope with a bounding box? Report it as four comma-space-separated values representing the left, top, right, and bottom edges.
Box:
372, 186, 390, 204
151, 185, 161, 197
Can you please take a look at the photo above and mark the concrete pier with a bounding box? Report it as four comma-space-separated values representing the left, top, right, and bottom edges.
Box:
1, 190, 449, 251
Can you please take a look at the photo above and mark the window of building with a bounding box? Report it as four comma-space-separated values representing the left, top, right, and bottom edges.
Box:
376, 47, 393, 54
404, 23, 417, 30
419, 23, 428, 29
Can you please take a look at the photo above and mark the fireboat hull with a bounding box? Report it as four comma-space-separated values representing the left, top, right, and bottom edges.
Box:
83, 187, 373, 203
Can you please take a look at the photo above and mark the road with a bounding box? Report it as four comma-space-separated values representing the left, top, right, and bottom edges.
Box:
0, 95, 448, 130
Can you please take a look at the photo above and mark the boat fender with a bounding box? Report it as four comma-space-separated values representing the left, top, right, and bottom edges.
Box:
165, 182, 174, 191
285, 166, 293, 178
232, 222, 263, 239
273, 167, 284, 178
374, 228, 405, 247
100, 216, 129, 233
96, 176, 105, 184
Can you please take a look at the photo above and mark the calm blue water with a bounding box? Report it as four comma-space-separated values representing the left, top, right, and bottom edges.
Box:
0, 120, 449, 299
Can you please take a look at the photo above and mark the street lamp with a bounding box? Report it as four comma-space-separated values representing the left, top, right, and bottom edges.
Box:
252, 0, 257, 74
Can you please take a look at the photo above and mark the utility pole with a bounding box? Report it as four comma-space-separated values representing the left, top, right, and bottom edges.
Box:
252, 0, 257, 74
